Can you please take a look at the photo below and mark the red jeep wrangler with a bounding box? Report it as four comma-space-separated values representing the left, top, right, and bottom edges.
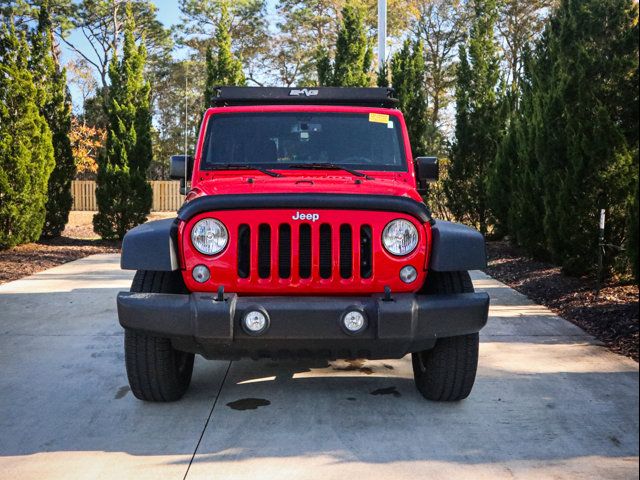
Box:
117, 87, 489, 402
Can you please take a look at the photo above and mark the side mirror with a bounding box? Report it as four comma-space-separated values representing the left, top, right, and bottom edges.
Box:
170, 155, 194, 180
415, 156, 439, 194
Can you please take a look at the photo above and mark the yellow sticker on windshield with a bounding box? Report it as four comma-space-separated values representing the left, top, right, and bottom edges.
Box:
369, 113, 389, 124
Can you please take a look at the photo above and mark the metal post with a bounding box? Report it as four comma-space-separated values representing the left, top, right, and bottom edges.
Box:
377, 0, 387, 73
184, 66, 189, 193
184, 69, 188, 176
596, 209, 605, 297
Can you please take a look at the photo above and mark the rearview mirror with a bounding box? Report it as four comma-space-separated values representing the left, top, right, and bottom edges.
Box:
415, 156, 439, 194
170, 155, 194, 180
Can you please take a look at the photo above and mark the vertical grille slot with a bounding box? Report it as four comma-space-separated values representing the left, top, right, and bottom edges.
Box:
339, 224, 353, 279
299, 224, 312, 279
278, 224, 291, 278
258, 224, 271, 279
360, 225, 373, 278
319, 224, 332, 279
237, 224, 251, 278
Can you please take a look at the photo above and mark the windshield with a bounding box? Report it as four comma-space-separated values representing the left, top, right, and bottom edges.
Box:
200, 112, 407, 172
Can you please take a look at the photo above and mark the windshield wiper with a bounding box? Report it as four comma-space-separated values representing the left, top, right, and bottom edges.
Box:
287, 163, 374, 180
207, 164, 283, 177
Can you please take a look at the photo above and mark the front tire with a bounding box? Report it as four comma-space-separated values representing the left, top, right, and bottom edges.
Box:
124, 270, 194, 402
412, 271, 480, 401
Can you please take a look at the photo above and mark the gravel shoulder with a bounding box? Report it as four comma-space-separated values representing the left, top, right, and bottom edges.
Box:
486, 240, 639, 361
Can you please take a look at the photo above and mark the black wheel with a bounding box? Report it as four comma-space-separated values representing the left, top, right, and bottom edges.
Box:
412, 271, 479, 401
124, 270, 194, 402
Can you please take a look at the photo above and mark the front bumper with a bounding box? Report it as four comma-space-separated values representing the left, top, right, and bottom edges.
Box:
117, 291, 489, 360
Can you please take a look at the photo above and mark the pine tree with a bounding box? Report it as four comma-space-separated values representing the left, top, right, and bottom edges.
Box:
93, 4, 153, 240
538, 0, 638, 275
391, 39, 429, 155
203, 2, 245, 108
317, 5, 372, 87
0, 23, 54, 249
30, 1, 75, 238
445, 0, 502, 234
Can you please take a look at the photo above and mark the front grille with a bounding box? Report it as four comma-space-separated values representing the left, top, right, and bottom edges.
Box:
238, 221, 373, 281
339, 225, 352, 279
258, 224, 271, 279
360, 225, 373, 278
237, 224, 251, 278
319, 224, 332, 279
299, 224, 312, 279
278, 224, 291, 278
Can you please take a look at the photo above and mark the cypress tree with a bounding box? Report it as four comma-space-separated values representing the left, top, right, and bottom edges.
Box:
317, 5, 372, 87
488, 46, 535, 240
445, 0, 502, 234
203, 2, 245, 108
538, 0, 638, 275
445, 44, 472, 225
93, 4, 153, 240
30, 1, 75, 238
0, 23, 54, 249
391, 39, 429, 155
508, 33, 553, 256
487, 110, 515, 236
376, 61, 389, 88
316, 47, 333, 86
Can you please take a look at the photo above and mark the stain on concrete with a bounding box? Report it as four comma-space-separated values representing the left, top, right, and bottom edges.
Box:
370, 387, 401, 398
114, 386, 130, 399
227, 398, 271, 410
383, 364, 394, 370
332, 359, 374, 375
347, 397, 357, 401
609, 436, 621, 447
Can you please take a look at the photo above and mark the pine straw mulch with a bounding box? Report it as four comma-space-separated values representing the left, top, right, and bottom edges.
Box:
0, 212, 179, 285
485, 240, 639, 362
0, 236, 120, 285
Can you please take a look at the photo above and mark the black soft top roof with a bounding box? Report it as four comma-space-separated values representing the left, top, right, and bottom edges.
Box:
211, 86, 398, 108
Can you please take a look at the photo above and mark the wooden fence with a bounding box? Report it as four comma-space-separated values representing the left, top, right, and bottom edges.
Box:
71, 180, 183, 212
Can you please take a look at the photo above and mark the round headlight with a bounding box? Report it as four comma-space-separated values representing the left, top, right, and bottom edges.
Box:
382, 219, 419, 256
191, 218, 228, 255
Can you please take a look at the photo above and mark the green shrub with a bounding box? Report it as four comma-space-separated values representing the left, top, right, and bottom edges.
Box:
93, 5, 153, 240
0, 24, 54, 249
445, 0, 502, 235
30, 3, 75, 238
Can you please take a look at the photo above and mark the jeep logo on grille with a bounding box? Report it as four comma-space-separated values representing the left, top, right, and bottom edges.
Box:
289, 88, 318, 97
292, 211, 319, 222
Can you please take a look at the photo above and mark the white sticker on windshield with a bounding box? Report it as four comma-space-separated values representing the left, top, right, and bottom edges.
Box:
387, 121, 394, 129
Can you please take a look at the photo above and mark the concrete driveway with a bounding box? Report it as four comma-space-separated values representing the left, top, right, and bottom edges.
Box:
0, 254, 637, 480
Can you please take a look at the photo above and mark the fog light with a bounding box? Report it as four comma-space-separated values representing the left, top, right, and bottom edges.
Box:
400, 265, 418, 283
242, 309, 269, 335
341, 310, 367, 334
192, 265, 210, 283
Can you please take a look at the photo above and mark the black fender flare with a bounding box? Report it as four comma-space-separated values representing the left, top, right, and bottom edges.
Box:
121, 218, 180, 271
429, 220, 487, 272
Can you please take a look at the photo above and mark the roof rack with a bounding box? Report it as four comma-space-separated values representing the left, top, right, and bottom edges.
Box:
211, 86, 398, 108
